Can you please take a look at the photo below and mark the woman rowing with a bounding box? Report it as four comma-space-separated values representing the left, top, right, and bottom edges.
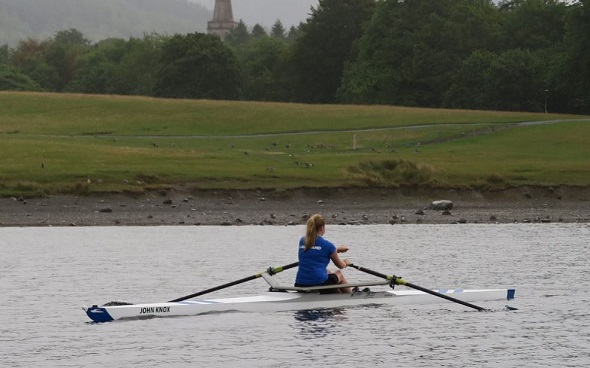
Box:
295, 214, 352, 293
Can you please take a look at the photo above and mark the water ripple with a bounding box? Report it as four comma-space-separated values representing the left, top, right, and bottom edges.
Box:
0, 224, 589, 367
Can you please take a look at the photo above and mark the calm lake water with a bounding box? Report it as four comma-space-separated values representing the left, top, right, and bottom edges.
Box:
1, 224, 589, 367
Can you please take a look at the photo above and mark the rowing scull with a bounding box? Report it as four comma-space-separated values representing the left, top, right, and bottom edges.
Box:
84, 271, 515, 322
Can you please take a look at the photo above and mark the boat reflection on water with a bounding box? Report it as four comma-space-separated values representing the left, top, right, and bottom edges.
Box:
291, 309, 347, 338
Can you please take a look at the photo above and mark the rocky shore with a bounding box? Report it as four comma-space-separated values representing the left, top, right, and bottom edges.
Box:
1, 186, 589, 227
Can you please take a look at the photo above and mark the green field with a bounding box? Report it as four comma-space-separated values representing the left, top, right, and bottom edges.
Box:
1, 91, 589, 197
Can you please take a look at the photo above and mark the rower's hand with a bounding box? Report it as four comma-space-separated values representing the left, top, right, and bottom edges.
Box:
343, 259, 352, 267
337, 245, 349, 253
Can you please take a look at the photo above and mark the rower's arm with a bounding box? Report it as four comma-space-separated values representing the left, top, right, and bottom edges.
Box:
330, 251, 350, 269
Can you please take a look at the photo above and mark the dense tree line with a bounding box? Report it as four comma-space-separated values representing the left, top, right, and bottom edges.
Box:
1, 0, 588, 114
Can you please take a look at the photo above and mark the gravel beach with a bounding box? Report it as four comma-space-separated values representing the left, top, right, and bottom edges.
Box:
1, 186, 589, 227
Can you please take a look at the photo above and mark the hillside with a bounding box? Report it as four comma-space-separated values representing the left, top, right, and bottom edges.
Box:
0, 0, 211, 46
1, 91, 589, 199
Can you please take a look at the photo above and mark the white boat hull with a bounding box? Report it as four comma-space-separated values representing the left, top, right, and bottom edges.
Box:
84, 288, 515, 322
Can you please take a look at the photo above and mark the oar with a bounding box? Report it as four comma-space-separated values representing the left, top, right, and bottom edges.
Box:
349, 264, 488, 312
169, 262, 299, 302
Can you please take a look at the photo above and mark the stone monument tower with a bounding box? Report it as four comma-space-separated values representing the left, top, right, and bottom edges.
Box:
207, 0, 237, 39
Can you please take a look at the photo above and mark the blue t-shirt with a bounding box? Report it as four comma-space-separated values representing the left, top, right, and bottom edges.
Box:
295, 236, 337, 286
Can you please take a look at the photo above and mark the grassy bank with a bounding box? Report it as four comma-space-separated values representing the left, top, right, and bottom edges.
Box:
1, 92, 588, 197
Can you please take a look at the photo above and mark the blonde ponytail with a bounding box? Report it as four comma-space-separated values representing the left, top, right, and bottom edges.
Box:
304, 214, 326, 251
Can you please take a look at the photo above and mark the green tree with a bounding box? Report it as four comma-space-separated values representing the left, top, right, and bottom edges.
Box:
488, 49, 547, 111
498, 0, 568, 51
561, 0, 590, 113
66, 38, 129, 94
68, 34, 164, 96
235, 36, 289, 101
45, 29, 91, 91
270, 20, 286, 39
0, 64, 43, 91
445, 49, 546, 111
493, 0, 570, 113
10, 38, 60, 90
0, 45, 13, 64
339, 0, 500, 106
225, 20, 251, 48
110, 33, 165, 95
251, 24, 267, 39
286, 0, 376, 103
9, 29, 90, 91
154, 33, 240, 100
286, 25, 302, 44
444, 50, 496, 110
53, 28, 91, 46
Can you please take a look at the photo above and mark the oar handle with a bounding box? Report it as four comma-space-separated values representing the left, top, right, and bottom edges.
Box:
170, 261, 299, 302
268, 261, 299, 275
349, 264, 488, 312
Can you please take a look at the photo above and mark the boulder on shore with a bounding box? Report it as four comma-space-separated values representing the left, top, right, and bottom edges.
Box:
429, 200, 453, 211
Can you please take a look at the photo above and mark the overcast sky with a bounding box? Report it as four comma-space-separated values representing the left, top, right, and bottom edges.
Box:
190, 0, 319, 28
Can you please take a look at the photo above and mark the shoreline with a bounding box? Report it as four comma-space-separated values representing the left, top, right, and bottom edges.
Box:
1, 186, 589, 227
